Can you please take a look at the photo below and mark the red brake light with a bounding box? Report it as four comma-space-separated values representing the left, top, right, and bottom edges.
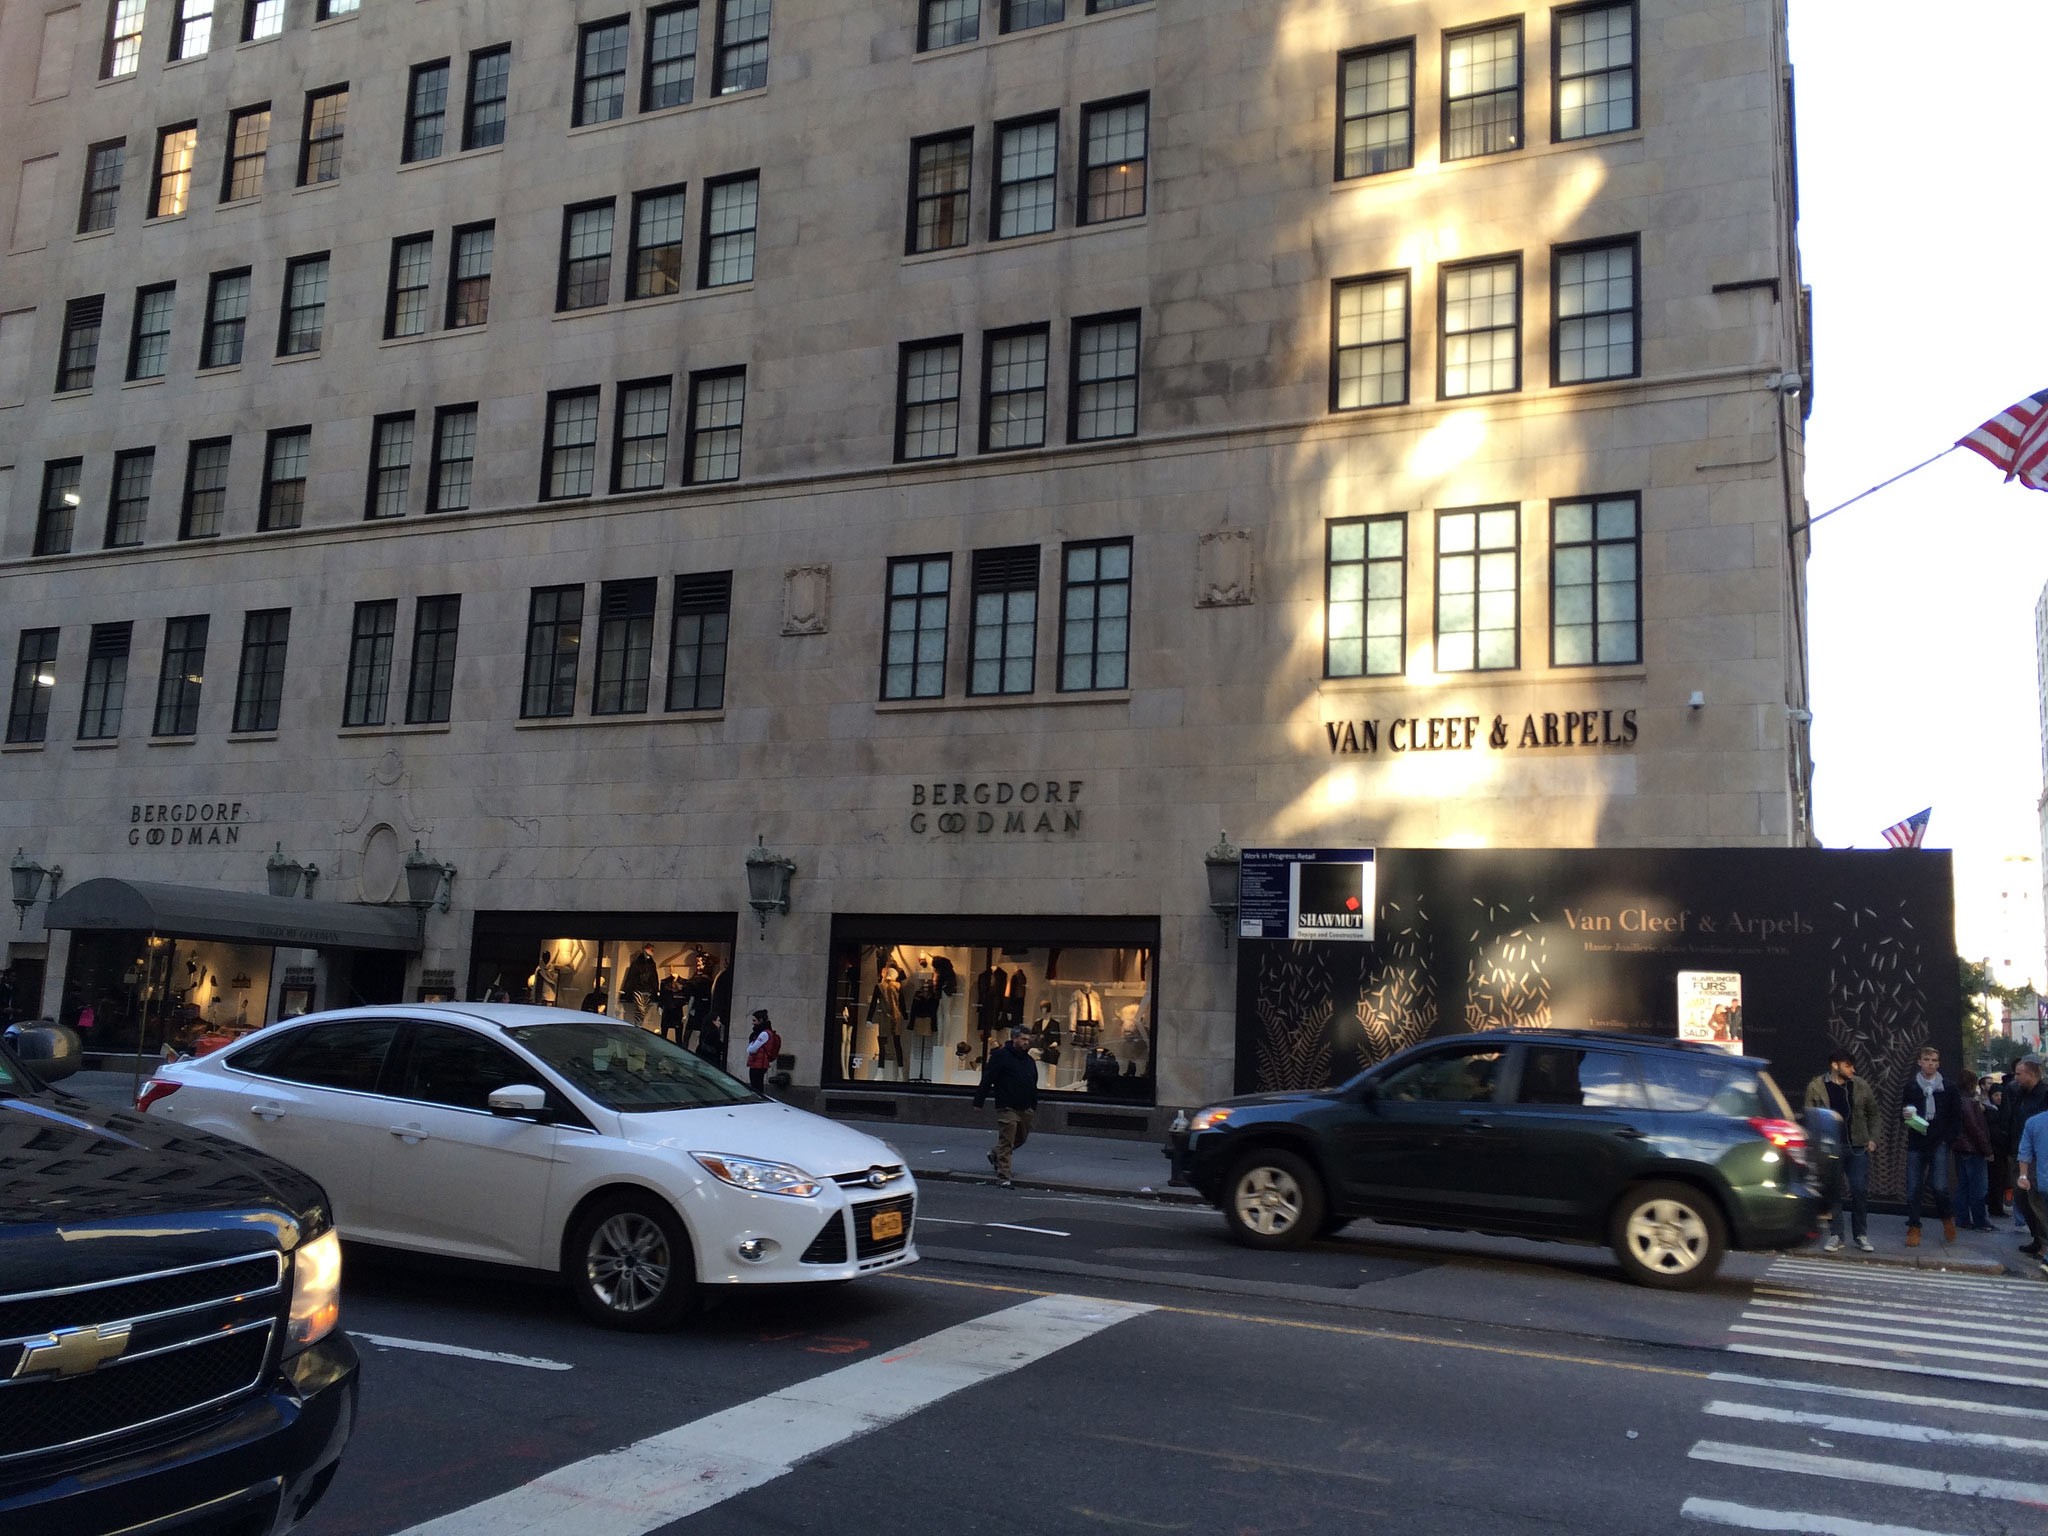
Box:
135, 1078, 182, 1114
1748, 1117, 1808, 1162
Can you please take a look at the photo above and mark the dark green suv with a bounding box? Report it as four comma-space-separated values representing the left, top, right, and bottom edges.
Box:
1166, 1031, 1836, 1288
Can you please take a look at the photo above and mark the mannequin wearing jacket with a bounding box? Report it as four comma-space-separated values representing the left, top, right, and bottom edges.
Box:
868, 966, 905, 1071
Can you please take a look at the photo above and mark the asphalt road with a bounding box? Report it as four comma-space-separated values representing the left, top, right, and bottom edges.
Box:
295, 1179, 2048, 1536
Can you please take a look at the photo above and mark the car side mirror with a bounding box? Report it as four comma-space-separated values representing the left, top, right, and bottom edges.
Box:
488, 1084, 552, 1121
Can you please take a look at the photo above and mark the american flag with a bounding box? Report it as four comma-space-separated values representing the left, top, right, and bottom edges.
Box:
1881, 807, 1932, 849
1958, 390, 2048, 490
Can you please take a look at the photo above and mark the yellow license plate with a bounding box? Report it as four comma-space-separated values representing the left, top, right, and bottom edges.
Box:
870, 1209, 905, 1241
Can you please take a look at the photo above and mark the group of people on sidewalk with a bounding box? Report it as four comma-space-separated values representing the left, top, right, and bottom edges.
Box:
1804, 1045, 2048, 1276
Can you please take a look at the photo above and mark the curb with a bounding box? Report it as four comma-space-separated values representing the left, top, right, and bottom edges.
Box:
1791, 1252, 2010, 1279
907, 1166, 1205, 1205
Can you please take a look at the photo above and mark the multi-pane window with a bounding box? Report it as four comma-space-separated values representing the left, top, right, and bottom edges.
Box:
279, 254, 330, 355
994, 116, 1057, 239
367, 413, 414, 519
613, 379, 671, 491
559, 202, 615, 310
406, 595, 460, 723
1001, 0, 1062, 34
1326, 515, 1405, 679
464, 46, 511, 149
686, 368, 745, 482
242, 0, 285, 42
171, 1, 214, 61
153, 616, 209, 736
969, 546, 1038, 697
700, 174, 758, 287
898, 339, 962, 462
6, 631, 58, 746
1557, 2, 1636, 140
920, 0, 977, 51
882, 555, 949, 700
448, 224, 493, 327
35, 461, 81, 556
1059, 539, 1131, 691
405, 62, 451, 163
1444, 21, 1522, 160
343, 600, 397, 727
983, 326, 1048, 451
201, 269, 250, 367
1080, 97, 1146, 223
78, 624, 132, 741
222, 106, 270, 201
668, 572, 730, 711
180, 439, 231, 538
714, 0, 770, 94
1551, 495, 1640, 666
1435, 506, 1519, 672
908, 132, 972, 254
543, 388, 601, 499
1332, 274, 1408, 410
1440, 257, 1519, 398
645, 3, 699, 109
57, 297, 104, 392
629, 187, 686, 298
1553, 237, 1638, 383
316, 0, 361, 17
260, 427, 311, 532
107, 448, 155, 547
153, 125, 198, 218
593, 579, 658, 715
521, 586, 584, 718
79, 141, 125, 232
386, 234, 433, 338
1072, 312, 1141, 441
574, 18, 630, 126
104, 0, 146, 78
127, 284, 175, 382
299, 87, 348, 185
1339, 42, 1415, 178
430, 405, 478, 512
232, 609, 290, 733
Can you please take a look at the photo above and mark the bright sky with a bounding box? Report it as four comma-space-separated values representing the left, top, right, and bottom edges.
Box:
1789, 4, 2048, 968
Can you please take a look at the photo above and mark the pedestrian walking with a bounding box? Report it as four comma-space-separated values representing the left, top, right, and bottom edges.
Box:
2014, 1088, 2048, 1281
1986, 1075, 2011, 1219
973, 1025, 1038, 1188
1803, 1050, 1877, 1252
1900, 1044, 1960, 1247
2004, 1055, 2048, 1258
744, 1009, 781, 1095
1954, 1070, 1994, 1232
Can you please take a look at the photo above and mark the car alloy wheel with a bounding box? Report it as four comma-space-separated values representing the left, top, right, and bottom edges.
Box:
1610, 1180, 1725, 1290
567, 1194, 696, 1330
1236, 1166, 1304, 1236
1222, 1149, 1324, 1250
587, 1211, 672, 1314
1624, 1199, 1708, 1275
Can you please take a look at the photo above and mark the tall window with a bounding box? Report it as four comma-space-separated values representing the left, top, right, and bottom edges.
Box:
430, 405, 478, 511
1551, 495, 1639, 666
1080, 97, 1146, 223
107, 448, 155, 547
35, 461, 81, 556
994, 116, 1057, 239
898, 339, 962, 462
448, 223, 493, 327
1553, 237, 1638, 383
1435, 506, 1518, 672
103, 0, 146, 78
1339, 42, 1414, 178
645, 3, 699, 109
574, 18, 630, 126
1332, 273, 1408, 410
1072, 312, 1141, 441
1059, 539, 1131, 691
559, 202, 615, 310
180, 439, 231, 538
316, 0, 361, 17
201, 269, 250, 368
78, 623, 132, 741
79, 141, 125, 232
1326, 515, 1404, 679
405, 62, 451, 162
629, 187, 686, 298
1440, 256, 1519, 398
299, 87, 348, 185
222, 105, 270, 201
171, 1, 214, 61
406, 595, 461, 723
668, 572, 730, 711
242, 0, 285, 42
882, 556, 949, 701
367, 413, 414, 519
153, 616, 209, 736
714, 0, 770, 93
920, 0, 977, 51
982, 325, 1048, 451
593, 579, 658, 715
908, 131, 972, 254
343, 600, 397, 727
1001, 0, 1062, 34
152, 125, 198, 217
613, 379, 672, 491
7, 631, 58, 745
1443, 21, 1522, 160
686, 368, 745, 482
386, 234, 433, 338
260, 427, 311, 531
56, 298, 103, 392
969, 546, 1038, 696
521, 586, 584, 718
127, 283, 175, 381
1556, 2, 1636, 141
700, 173, 758, 287
232, 609, 290, 732
543, 388, 601, 499
279, 254, 330, 355
464, 46, 511, 149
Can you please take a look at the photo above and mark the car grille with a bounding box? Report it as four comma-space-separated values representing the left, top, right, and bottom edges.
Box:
830, 1164, 908, 1191
852, 1195, 915, 1261
799, 1215, 849, 1265
0, 1254, 280, 1339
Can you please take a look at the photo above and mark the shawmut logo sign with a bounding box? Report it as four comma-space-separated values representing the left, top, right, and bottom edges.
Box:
1292, 860, 1372, 939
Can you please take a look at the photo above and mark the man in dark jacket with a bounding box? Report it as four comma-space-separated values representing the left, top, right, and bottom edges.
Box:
1803, 1051, 1878, 1252
1901, 1044, 1960, 1247
974, 1026, 1039, 1188
1999, 1055, 2048, 1255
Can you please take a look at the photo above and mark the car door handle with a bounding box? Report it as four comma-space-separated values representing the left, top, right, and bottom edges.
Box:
249, 1103, 285, 1122
389, 1125, 430, 1144
1464, 1120, 1494, 1133
1611, 1127, 1648, 1140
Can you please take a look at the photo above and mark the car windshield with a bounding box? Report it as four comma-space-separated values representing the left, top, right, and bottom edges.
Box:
507, 1021, 758, 1112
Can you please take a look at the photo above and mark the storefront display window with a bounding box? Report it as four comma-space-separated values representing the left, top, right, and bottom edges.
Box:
60, 930, 273, 1053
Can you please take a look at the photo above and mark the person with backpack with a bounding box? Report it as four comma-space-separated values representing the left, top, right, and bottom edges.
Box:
744, 1009, 781, 1094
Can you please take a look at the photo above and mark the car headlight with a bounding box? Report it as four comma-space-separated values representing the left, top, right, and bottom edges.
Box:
285, 1229, 342, 1355
692, 1153, 823, 1198
1188, 1107, 1234, 1133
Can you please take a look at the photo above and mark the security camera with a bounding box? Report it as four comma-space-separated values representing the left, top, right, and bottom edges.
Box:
1687, 691, 1706, 710
1786, 708, 1812, 723
1765, 371, 1804, 397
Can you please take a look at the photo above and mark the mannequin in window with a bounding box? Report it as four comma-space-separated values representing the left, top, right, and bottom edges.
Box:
868, 965, 905, 1071
532, 951, 561, 1007
706, 955, 733, 1070
623, 945, 660, 1029
657, 963, 690, 1043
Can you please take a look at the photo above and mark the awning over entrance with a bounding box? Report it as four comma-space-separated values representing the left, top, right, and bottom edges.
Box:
44, 878, 422, 953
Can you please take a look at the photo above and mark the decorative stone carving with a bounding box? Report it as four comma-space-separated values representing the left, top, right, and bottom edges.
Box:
1196, 530, 1254, 607
783, 564, 831, 635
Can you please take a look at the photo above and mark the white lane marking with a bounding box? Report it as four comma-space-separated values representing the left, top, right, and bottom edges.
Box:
1728, 1324, 2044, 1369
396, 1292, 1154, 1536
1724, 1344, 2047, 1392
1738, 1312, 2048, 1356
1754, 1289, 2048, 1326
350, 1333, 573, 1372
1709, 1371, 2048, 1423
1703, 1401, 2048, 1454
1680, 1496, 1967, 1535
985, 1222, 1072, 1237
1687, 1440, 2048, 1505
914, 1216, 978, 1225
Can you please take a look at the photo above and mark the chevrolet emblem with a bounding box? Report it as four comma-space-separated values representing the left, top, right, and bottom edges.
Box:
12, 1323, 133, 1380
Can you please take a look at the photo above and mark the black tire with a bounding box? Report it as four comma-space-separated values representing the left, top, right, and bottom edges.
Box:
566, 1192, 697, 1330
1609, 1181, 1726, 1290
1220, 1148, 1325, 1250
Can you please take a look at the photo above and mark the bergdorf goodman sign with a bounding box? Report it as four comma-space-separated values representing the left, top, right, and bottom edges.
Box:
909, 780, 1083, 836
127, 801, 251, 847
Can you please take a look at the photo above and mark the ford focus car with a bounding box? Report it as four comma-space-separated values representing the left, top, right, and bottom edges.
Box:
139, 1004, 917, 1329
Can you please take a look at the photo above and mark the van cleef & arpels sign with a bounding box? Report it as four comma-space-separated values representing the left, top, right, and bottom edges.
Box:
1323, 709, 1638, 756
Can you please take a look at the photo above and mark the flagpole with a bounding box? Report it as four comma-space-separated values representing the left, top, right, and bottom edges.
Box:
1789, 445, 1961, 536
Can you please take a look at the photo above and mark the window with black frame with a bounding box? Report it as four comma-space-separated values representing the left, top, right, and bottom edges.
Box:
521, 585, 583, 718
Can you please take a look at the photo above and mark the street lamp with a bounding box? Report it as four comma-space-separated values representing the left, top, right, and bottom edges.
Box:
403, 841, 456, 913
10, 850, 61, 929
1203, 831, 1240, 941
745, 836, 796, 938
265, 843, 320, 900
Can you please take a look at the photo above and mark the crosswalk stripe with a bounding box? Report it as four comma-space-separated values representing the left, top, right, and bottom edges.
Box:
1754, 1288, 2048, 1326
1729, 1323, 2045, 1368
1724, 1343, 2047, 1391
1751, 1296, 2048, 1329
1738, 1311, 2048, 1356
1688, 1440, 2048, 1504
1702, 1400, 2048, 1454
1679, 1496, 1967, 1535
1765, 1262, 2035, 1297
1709, 1370, 2048, 1423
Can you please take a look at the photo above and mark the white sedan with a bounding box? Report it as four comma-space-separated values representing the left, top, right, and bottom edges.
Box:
138, 1003, 917, 1329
